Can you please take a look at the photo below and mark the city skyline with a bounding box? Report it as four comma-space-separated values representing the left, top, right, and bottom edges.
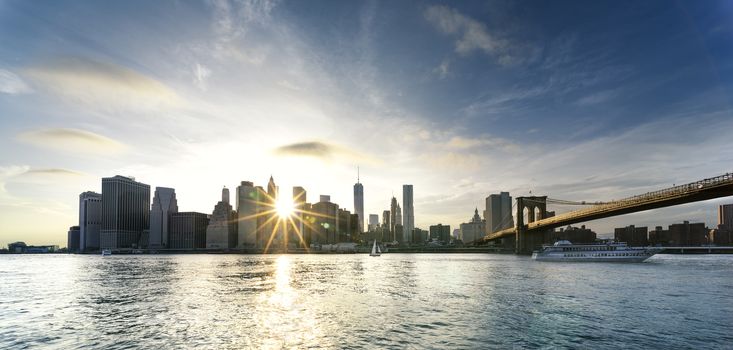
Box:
1, 1, 733, 246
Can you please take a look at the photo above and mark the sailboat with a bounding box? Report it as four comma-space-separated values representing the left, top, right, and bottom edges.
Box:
370, 240, 381, 257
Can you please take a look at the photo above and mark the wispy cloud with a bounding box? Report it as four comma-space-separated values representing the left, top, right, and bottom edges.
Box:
424, 5, 505, 57
24, 57, 182, 110
17, 128, 127, 155
0, 69, 33, 94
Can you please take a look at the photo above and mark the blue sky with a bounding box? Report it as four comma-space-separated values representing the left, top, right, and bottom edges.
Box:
1, 0, 732, 246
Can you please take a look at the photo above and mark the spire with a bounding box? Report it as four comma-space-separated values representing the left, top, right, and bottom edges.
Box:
357, 166, 360, 184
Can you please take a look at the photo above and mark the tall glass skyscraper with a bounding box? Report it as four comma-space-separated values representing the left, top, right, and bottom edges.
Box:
100, 175, 151, 249
354, 180, 364, 233
402, 184, 414, 243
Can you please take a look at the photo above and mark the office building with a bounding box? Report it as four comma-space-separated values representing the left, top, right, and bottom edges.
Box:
293, 186, 307, 247
149, 187, 178, 249
614, 225, 648, 246
390, 197, 398, 236
354, 170, 364, 233
206, 186, 237, 249
429, 224, 451, 244
718, 204, 733, 230
67, 226, 80, 253
368, 214, 379, 231
236, 181, 258, 248
79, 191, 102, 251
100, 176, 151, 249
667, 221, 707, 246
459, 208, 486, 244
402, 184, 414, 244
484, 192, 513, 235
169, 212, 209, 249
382, 210, 392, 241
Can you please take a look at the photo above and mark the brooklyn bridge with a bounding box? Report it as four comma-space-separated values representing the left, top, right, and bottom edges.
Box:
478, 172, 733, 254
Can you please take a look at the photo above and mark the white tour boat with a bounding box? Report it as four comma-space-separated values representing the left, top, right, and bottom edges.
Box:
532, 240, 659, 262
101, 249, 112, 256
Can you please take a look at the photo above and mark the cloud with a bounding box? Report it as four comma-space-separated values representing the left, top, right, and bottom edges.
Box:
0, 69, 33, 94
424, 5, 506, 59
446, 135, 519, 153
24, 168, 84, 177
24, 57, 181, 109
193, 63, 212, 91
17, 128, 127, 155
575, 89, 618, 106
273, 141, 378, 165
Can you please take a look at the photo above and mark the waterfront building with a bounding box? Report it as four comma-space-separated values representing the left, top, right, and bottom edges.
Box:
236, 181, 258, 248
293, 186, 307, 247
459, 208, 486, 244
206, 186, 237, 249
254, 186, 269, 248
368, 214, 379, 232
149, 187, 178, 249
312, 199, 338, 244
547, 225, 596, 244
8, 242, 27, 253
78, 191, 102, 251
100, 176, 151, 250
412, 228, 428, 244
402, 184, 414, 244
648, 226, 669, 245
67, 226, 80, 253
382, 210, 392, 242
667, 221, 707, 246
394, 224, 404, 243
614, 225, 648, 246
429, 224, 451, 244
354, 177, 364, 233
484, 192, 513, 234
718, 204, 733, 230
390, 197, 398, 236
169, 212, 209, 249
711, 225, 732, 245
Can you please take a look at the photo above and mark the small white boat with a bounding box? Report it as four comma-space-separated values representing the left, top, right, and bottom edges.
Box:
369, 240, 381, 257
532, 240, 660, 262
101, 249, 112, 256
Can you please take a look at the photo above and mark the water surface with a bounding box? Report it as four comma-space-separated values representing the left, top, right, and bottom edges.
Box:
1, 254, 732, 349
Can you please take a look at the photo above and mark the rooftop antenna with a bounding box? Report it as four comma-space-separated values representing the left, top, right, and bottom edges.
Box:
357, 166, 360, 184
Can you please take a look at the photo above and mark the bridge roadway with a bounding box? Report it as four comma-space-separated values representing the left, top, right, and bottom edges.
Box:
481, 172, 733, 248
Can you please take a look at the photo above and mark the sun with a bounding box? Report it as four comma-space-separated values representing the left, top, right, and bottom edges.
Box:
275, 197, 294, 218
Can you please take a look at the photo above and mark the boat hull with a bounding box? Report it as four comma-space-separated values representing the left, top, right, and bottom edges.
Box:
532, 252, 652, 263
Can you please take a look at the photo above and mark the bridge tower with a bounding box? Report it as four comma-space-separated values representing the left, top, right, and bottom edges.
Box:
515, 196, 548, 254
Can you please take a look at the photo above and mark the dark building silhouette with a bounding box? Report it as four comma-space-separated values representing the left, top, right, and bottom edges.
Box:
668, 221, 708, 246
429, 224, 451, 243
67, 226, 80, 252
100, 175, 151, 250
547, 225, 596, 244
614, 225, 648, 246
169, 212, 210, 249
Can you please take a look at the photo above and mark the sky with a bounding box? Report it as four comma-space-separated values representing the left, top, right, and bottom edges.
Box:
1, 0, 733, 247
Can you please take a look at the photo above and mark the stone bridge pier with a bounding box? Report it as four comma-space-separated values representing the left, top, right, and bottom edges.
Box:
515, 196, 548, 254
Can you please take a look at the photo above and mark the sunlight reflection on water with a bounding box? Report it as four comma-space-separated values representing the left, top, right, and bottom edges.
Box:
0, 254, 732, 349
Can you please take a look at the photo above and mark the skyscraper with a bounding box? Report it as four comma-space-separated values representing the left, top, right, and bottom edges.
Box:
206, 186, 237, 249
719, 204, 733, 230
353, 172, 364, 233
169, 212, 209, 249
149, 187, 178, 249
79, 191, 101, 251
100, 176, 150, 250
382, 210, 391, 241
293, 186, 307, 247
236, 181, 257, 248
402, 184, 414, 244
368, 214, 379, 231
484, 192, 513, 234
390, 196, 398, 236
